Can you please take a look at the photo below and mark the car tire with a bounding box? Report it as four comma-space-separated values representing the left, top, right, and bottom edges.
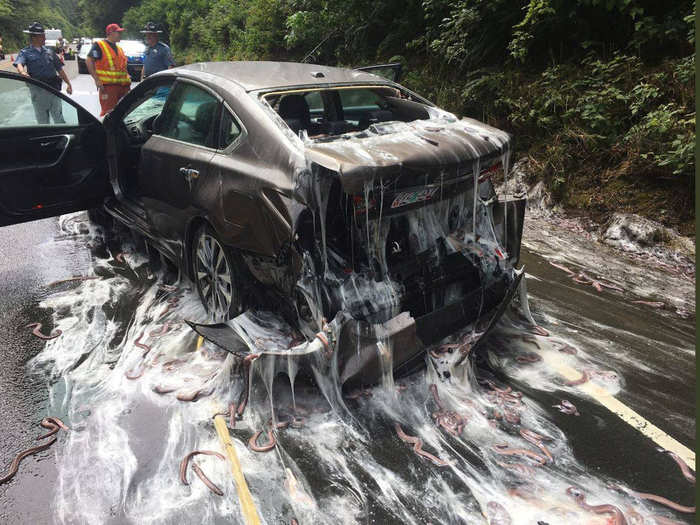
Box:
191, 225, 242, 322
78, 61, 87, 74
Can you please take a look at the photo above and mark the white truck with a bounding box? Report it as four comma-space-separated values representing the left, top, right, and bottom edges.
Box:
44, 29, 69, 59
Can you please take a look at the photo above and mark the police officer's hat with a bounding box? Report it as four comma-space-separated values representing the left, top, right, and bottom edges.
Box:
23, 22, 45, 35
140, 22, 163, 34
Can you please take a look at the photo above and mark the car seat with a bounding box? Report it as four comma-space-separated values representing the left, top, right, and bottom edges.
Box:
192, 101, 217, 146
358, 109, 394, 131
278, 95, 311, 135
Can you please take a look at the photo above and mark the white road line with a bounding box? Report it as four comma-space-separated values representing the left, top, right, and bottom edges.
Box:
541, 349, 696, 470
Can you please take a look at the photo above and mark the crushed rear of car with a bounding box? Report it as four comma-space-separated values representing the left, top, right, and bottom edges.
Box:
190, 79, 526, 389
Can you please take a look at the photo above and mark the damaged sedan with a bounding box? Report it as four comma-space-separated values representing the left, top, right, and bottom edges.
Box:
0, 62, 526, 387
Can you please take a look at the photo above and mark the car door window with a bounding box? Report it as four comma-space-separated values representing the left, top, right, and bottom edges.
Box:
159, 83, 219, 148
0, 76, 79, 127
218, 106, 243, 149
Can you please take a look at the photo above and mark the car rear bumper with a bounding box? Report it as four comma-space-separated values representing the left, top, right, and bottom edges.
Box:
335, 269, 522, 387
187, 269, 522, 389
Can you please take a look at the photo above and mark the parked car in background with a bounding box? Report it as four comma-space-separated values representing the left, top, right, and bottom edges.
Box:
69, 38, 80, 57
77, 41, 91, 74
0, 61, 525, 386
44, 28, 63, 53
62, 39, 74, 60
77, 37, 91, 54
120, 40, 147, 82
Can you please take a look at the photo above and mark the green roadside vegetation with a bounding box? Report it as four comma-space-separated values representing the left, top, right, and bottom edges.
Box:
123, 0, 697, 234
0, 0, 140, 47
0, 0, 83, 46
3, 0, 695, 234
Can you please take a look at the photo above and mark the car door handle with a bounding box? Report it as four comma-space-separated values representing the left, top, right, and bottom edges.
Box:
27, 134, 74, 169
179, 167, 199, 179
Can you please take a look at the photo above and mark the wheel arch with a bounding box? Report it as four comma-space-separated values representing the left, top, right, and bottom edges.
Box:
184, 214, 259, 282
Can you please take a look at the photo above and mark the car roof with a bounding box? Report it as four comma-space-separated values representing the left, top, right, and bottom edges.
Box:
177, 61, 392, 92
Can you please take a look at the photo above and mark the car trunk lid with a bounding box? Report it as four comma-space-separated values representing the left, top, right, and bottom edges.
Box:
304, 117, 512, 196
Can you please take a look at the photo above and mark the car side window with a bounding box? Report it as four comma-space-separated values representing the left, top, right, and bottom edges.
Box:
159, 83, 219, 148
0, 76, 79, 127
218, 107, 242, 149
339, 89, 381, 112
304, 91, 324, 120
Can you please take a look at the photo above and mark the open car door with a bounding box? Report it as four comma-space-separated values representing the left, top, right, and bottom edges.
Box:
354, 63, 402, 83
0, 71, 109, 227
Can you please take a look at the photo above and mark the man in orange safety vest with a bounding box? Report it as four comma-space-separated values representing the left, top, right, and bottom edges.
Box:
86, 23, 131, 117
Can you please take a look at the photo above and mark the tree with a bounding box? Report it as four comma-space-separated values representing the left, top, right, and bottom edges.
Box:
77, 0, 139, 36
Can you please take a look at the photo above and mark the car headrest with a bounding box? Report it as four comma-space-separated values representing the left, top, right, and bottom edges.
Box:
370, 110, 394, 122
193, 101, 217, 135
278, 95, 310, 123
359, 109, 394, 131
284, 118, 303, 136
327, 120, 350, 135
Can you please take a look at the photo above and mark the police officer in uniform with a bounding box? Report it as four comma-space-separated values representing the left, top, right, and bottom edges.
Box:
140, 22, 174, 80
13, 22, 73, 124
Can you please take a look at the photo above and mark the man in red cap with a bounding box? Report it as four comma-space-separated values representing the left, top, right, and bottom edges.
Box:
86, 23, 131, 116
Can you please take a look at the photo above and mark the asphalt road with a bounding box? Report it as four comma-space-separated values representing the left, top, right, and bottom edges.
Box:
0, 60, 109, 523
64, 60, 104, 118
0, 61, 695, 524
0, 213, 694, 523
0, 218, 93, 523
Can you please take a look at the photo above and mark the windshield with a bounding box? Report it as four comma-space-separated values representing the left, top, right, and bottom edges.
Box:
124, 84, 172, 125
263, 85, 433, 141
120, 41, 146, 55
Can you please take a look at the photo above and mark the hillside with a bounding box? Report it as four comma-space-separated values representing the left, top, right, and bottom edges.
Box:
3, 0, 694, 234
122, 0, 695, 234
0, 0, 82, 47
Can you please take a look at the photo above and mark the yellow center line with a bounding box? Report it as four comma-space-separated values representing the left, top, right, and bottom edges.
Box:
214, 415, 261, 525
540, 349, 695, 471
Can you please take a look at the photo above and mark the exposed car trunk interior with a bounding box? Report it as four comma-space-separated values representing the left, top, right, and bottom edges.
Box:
300, 167, 516, 326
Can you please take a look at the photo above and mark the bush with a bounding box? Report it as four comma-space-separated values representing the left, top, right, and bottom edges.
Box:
116, 0, 696, 227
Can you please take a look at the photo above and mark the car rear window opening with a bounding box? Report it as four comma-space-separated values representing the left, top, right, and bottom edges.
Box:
263, 86, 431, 140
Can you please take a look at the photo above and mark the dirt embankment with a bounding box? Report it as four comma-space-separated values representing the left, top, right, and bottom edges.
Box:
499, 159, 695, 273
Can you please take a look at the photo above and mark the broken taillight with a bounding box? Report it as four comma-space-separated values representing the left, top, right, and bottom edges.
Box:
478, 161, 502, 183
353, 194, 376, 215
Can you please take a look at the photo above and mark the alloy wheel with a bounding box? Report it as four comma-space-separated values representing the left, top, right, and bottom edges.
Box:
194, 232, 235, 322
